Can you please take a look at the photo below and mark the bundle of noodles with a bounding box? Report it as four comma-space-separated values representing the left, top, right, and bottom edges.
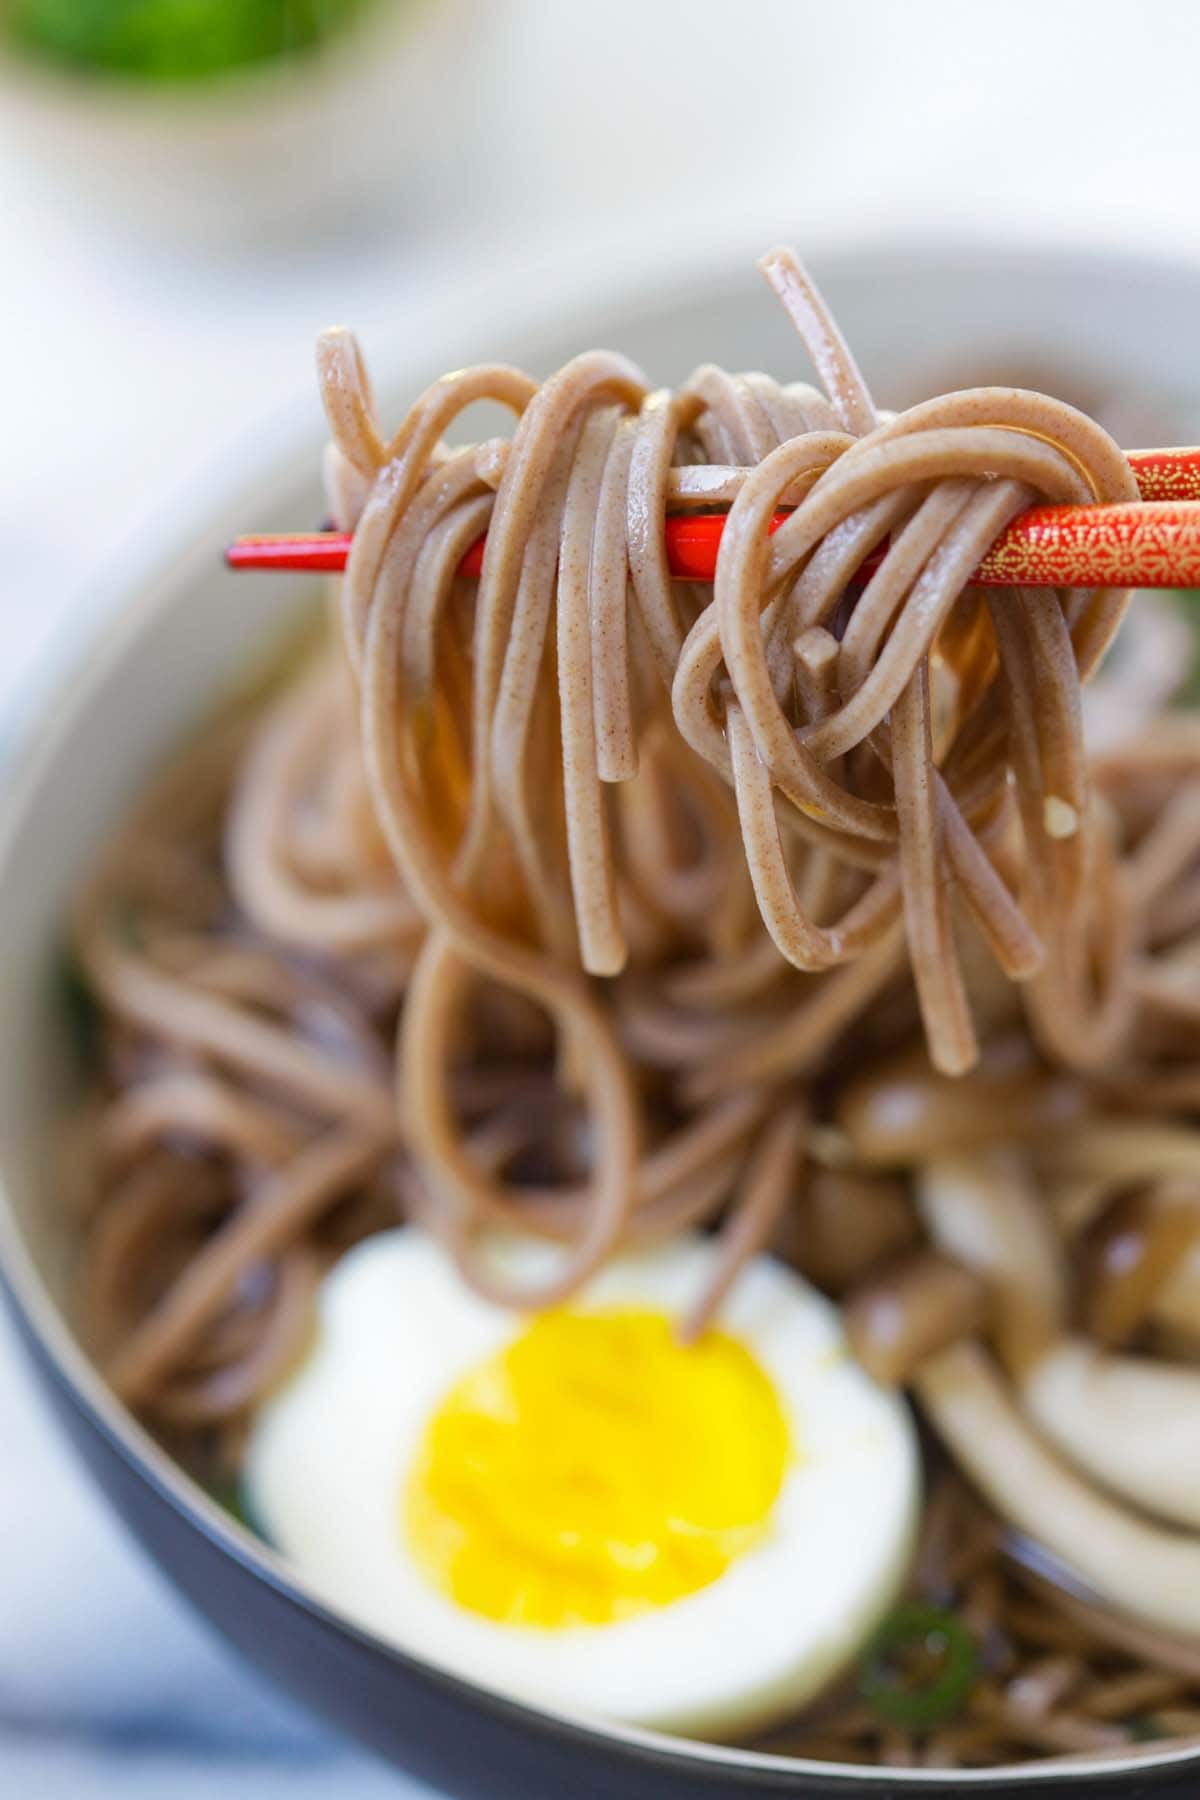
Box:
68, 246, 1200, 1765
297, 247, 1142, 1302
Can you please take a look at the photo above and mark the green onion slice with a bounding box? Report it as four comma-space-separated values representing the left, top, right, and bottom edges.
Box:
858, 1603, 978, 1730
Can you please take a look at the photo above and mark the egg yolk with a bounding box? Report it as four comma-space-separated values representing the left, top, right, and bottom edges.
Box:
404, 1306, 791, 1628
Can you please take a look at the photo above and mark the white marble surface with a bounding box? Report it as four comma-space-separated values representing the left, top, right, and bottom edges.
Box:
6, 0, 1200, 1791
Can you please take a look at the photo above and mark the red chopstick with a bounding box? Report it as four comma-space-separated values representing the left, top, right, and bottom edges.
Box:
226, 446, 1200, 591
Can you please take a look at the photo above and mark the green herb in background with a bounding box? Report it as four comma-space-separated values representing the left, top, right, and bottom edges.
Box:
9, 0, 371, 82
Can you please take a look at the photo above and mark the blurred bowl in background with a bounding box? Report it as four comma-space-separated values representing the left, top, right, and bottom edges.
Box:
0, 0, 470, 243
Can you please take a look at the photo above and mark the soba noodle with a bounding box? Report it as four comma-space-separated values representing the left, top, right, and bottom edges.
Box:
71, 248, 1200, 1768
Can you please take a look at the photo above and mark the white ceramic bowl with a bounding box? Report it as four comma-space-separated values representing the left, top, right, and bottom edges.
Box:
0, 0, 470, 242
4, 240, 1200, 1799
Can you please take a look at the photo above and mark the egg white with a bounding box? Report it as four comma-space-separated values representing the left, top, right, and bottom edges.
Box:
243, 1229, 920, 1739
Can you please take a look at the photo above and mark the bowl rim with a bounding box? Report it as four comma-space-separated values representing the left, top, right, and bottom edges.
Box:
5, 230, 1200, 1791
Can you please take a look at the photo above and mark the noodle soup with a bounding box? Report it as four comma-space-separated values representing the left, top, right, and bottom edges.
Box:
65, 248, 1200, 1771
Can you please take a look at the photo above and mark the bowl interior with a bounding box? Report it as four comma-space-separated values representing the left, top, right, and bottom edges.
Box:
6, 239, 1200, 1786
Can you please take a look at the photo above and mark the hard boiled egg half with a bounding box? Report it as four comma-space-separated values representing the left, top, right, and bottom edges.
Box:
244, 1230, 919, 1739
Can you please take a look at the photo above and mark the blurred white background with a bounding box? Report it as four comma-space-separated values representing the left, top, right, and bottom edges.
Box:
4, 0, 1200, 1792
